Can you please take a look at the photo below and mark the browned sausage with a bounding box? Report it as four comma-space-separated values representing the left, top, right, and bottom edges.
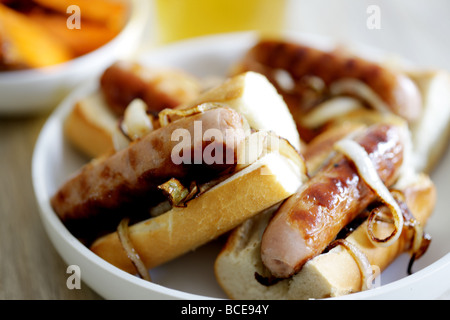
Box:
260, 123, 404, 278
51, 107, 246, 239
236, 40, 422, 130
100, 61, 200, 116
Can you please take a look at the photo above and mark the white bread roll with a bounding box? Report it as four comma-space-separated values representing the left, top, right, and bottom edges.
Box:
64, 91, 118, 158
408, 70, 450, 173
183, 71, 302, 152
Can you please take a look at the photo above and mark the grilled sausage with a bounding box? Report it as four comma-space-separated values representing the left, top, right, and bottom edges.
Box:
236, 39, 422, 128
260, 123, 405, 278
51, 107, 246, 239
100, 61, 200, 116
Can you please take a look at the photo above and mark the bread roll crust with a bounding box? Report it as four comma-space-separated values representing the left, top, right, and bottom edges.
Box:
64, 92, 117, 158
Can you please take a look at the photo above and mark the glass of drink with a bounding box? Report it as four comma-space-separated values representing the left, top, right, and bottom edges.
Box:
153, 0, 287, 44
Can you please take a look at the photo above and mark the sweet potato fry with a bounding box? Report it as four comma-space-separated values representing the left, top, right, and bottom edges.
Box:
27, 9, 118, 56
32, 0, 128, 32
0, 3, 73, 69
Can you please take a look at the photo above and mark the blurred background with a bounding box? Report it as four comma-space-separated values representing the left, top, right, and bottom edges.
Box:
147, 0, 450, 70
1, 0, 449, 299
285, 0, 450, 70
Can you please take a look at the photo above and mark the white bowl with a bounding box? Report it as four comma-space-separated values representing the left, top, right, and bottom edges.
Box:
0, 0, 149, 116
32, 32, 450, 299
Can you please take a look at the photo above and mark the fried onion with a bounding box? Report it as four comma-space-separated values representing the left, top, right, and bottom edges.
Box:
372, 190, 431, 274
300, 97, 364, 129
334, 139, 404, 247
158, 178, 198, 207
117, 217, 151, 281
327, 239, 375, 291
330, 78, 392, 115
158, 103, 221, 127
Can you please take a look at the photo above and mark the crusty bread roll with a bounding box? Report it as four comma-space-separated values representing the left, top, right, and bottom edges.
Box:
91, 150, 308, 274
407, 70, 450, 173
183, 71, 302, 152
64, 91, 118, 158
214, 173, 435, 300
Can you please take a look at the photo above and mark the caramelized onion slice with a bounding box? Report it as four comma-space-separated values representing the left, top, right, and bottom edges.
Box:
117, 218, 151, 281
158, 178, 198, 207
389, 190, 432, 274
334, 139, 404, 247
300, 97, 364, 129
389, 190, 425, 255
158, 102, 221, 127
330, 78, 392, 114
363, 190, 431, 274
235, 131, 305, 175
122, 99, 155, 140
113, 99, 156, 151
407, 232, 432, 275
328, 239, 374, 291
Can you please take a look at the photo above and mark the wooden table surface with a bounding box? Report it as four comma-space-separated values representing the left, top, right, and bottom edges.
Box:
0, 113, 102, 299
1, 0, 449, 300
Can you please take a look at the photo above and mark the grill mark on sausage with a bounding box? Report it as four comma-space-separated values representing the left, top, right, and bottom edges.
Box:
51, 108, 246, 240
236, 40, 422, 143
260, 124, 404, 277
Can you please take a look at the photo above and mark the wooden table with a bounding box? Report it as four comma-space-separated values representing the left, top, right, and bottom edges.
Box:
0, 113, 102, 299
1, 0, 450, 300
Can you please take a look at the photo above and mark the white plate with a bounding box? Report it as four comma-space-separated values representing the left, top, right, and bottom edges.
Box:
0, 0, 149, 116
32, 32, 450, 300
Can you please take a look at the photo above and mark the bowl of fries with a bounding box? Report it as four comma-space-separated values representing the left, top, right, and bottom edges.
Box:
0, 0, 149, 115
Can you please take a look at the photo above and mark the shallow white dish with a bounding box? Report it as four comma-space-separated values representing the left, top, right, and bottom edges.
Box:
32, 32, 450, 300
0, 0, 149, 116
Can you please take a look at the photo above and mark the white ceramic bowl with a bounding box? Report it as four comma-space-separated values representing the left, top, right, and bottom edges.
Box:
0, 0, 149, 116
32, 32, 450, 299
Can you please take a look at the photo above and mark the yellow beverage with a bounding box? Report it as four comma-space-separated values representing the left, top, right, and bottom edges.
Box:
155, 0, 286, 43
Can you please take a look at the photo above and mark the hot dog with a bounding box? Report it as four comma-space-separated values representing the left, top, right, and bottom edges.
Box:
233, 39, 422, 142
52, 106, 248, 239
90, 141, 307, 273
100, 61, 201, 116
65, 66, 301, 159
215, 172, 435, 299
260, 123, 405, 278
212, 39, 450, 299
65, 62, 202, 159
